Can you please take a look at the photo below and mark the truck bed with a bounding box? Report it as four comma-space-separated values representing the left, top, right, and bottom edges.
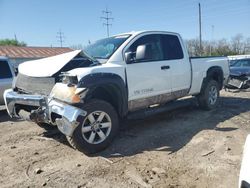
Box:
189, 56, 229, 95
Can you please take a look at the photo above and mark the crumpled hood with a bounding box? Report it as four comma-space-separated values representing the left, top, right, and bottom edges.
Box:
230, 67, 250, 77
18, 50, 96, 77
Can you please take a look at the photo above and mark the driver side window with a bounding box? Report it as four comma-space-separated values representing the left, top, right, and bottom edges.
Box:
128, 34, 163, 63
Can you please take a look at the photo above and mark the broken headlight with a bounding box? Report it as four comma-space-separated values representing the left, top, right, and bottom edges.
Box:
50, 83, 86, 104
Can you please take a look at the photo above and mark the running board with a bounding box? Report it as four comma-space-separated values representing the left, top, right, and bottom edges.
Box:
127, 97, 197, 120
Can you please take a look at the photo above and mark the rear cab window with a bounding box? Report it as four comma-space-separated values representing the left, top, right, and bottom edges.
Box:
0, 60, 12, 79
161, 34, 184, 60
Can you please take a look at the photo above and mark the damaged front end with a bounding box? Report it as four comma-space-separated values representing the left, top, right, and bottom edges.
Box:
3, 50, 101, 136
4, 63, 94, 137
4, 85, 87, 137
226, 74, 250, 89
47, 75, 88, 135
226, 65, 250, 89
4, 79, 87, 136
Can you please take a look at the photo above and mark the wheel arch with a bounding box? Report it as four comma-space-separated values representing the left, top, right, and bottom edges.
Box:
201, 66, 224, 92
77, 73, 128, 118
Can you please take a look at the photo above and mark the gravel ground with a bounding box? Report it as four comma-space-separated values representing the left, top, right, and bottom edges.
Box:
0, 90, 250, 188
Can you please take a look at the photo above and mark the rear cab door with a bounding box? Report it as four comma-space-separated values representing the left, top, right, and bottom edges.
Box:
161, 33, 191, 95
0, 59, 14, 104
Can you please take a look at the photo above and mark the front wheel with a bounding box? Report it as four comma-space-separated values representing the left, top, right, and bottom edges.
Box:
67, 99, 119, 154
197, 80, 220, 110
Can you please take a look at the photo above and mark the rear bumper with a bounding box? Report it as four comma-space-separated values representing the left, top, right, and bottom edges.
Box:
4, 89, 87, 136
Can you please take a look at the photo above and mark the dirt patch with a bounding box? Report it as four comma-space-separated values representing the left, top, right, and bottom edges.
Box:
0, 90, 250, 188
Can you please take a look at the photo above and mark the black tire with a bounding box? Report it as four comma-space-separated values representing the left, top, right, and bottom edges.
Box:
197, 80, 220, 110
67, 99, 119, 154
36, 122, 57, 130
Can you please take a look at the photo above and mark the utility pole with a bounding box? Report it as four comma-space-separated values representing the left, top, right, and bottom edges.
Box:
198, 3, 202, 56
101, 8, 113, 37
56, 30, 65, 47
210, 25, 214, 56
14, 34, 17, 42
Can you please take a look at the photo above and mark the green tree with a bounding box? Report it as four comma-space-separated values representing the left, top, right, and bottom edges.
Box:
0, 39, 27, 46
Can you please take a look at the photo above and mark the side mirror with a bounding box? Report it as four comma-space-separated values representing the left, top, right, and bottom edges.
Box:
136, 44, 152, 61
124, 52, 134, 64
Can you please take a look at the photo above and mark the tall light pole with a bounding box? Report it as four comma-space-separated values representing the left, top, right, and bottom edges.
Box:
210, 25, 214, 56
199, 3, 202, 56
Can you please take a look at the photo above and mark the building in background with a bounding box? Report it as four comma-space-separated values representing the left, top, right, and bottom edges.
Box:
0, 46, 73, 69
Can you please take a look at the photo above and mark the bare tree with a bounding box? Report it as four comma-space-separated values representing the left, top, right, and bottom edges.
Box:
186, 39, 200, 56
243, 37, 250, 54
215, 39, 233, 55
231, 34, 244, 54
186, 33, 249, 56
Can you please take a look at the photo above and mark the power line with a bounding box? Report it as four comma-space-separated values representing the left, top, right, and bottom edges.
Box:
56, 30, 65, 47
101, 8, 113, 37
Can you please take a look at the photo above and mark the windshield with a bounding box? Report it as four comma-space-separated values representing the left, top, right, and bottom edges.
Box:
231, 59, 250, 67
229, 60, 237, 66
84, 35, 131, 59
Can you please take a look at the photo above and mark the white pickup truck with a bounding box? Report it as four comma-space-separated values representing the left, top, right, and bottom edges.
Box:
4, 31, 229, 154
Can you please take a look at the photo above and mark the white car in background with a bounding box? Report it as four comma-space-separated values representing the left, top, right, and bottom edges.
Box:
0, 57, 14, 105
239, 135, 250, 188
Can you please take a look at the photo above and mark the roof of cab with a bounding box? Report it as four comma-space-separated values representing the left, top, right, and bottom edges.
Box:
112, 30, 180, 37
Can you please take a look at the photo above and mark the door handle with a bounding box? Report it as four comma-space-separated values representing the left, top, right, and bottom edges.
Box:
161, 65, 170, 70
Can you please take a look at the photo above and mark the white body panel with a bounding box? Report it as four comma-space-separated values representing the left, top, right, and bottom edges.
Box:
228, 54, 250, 61
126, 60, 172, 100
239, 135, 250, 188
68, 63, 126, 82
189, 57, 230, 95
18, 50, 82, 77
169, 58, 192, 92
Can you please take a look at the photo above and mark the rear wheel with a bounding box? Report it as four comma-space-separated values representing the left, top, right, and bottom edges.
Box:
67, 99, 119, 154
197, 80, 220, 110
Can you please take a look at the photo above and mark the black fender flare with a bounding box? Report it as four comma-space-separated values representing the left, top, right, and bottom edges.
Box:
77, 73, 128, 117
200, 66, 224, 92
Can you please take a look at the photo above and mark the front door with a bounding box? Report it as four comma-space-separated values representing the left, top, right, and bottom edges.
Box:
125, 34, 172, 110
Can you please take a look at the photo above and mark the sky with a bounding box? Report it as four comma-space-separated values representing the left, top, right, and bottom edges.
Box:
0, 0, 249, 47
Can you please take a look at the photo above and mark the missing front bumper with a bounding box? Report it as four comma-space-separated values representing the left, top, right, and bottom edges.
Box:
4, 89, 87, 136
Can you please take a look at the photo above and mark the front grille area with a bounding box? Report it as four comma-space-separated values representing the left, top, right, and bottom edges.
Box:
15, 73, 56, 95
